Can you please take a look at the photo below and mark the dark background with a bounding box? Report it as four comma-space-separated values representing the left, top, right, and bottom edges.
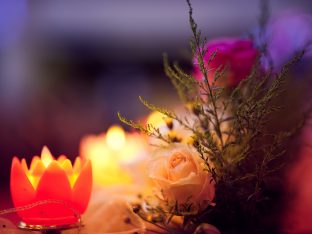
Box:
0, 0, 311, 189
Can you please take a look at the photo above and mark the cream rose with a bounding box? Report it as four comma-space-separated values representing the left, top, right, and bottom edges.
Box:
148, 144, 215, 212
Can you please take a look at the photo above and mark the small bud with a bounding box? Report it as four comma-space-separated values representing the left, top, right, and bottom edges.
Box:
146, 215, 153, 222
165, 118, 174, 130
192, 105, 201, 116
193, 138, 200, 148
132, 204, 141, 213
200, 119, 209, 129
168, 131, 182, 143
186, 102, 193, 111
187, 102, 201, 116
151, 213, 164, 222
187, 137, 194, 145
124, 217, 131, 224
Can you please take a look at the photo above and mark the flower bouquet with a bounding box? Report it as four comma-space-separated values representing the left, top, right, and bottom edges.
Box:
119, 1, 311, 233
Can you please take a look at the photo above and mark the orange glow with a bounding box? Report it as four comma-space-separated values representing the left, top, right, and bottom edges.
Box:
80, 132, 133, 186
10, 146, 92, 226
80, 125, 147, 186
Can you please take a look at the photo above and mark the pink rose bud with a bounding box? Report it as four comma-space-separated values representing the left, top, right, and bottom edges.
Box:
193, 38, 259, 87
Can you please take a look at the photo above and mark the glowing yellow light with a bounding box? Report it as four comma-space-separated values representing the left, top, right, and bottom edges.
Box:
62, 159, 79, 188
80, 131, 135, 186
146, 111, 166, 128
106, 125, 126, 151
41, 146, 54, 167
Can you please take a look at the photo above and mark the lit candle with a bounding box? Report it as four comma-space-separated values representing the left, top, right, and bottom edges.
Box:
106, 125, 147, 164
10, 146, 92, 226
80, 125, 147, 186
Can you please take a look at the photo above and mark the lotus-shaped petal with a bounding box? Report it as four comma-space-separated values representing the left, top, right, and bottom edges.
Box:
10, 146, 92, 226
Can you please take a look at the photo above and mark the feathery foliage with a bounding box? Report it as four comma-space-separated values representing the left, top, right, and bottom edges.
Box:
118, 0, 305, 233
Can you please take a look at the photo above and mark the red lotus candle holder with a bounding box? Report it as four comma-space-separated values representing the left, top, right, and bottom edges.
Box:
10, 146, 92, 227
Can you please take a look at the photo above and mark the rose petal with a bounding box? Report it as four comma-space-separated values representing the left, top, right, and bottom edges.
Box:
149, 157, 169, 180
171, 172, 202, 186
72, 159, 92, 213
196, 173, 215, 202
231, 39, 253, 51
149, 144, 215, 211
168, 151, 198, 181
193, 37, 259, 87
164, 183, 203, 203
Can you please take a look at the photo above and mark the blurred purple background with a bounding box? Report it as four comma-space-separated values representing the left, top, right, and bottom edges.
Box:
0, 0, 311, 188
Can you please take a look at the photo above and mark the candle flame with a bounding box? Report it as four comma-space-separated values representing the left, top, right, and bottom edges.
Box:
41, 146, 54, 167
106, 125, 126, 151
